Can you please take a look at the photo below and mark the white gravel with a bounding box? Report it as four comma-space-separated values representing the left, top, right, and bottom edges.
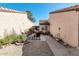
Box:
0, 44, 23, 56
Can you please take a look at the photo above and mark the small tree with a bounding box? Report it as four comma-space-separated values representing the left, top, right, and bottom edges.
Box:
26, 11, 35, 22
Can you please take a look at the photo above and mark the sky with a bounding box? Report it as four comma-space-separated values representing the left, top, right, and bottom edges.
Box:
0, 3, 79, 25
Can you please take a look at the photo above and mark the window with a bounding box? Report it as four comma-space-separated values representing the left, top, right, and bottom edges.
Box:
45, 26, 48, 30
42, 26, 48, 30
42, 27, 45, 30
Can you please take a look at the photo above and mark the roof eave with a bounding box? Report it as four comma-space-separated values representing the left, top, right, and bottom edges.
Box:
49, 9, 77, 14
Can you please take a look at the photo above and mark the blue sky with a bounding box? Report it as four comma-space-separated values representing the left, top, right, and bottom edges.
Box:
0, 3, 79, 25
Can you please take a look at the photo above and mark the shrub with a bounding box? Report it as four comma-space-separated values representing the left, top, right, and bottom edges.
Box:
17, 34, 26, 43
0, 39, 7, 45
0, 33, 26, 46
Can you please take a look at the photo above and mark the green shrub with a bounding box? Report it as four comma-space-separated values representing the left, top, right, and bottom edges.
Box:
8, 34, 18, 43
17, 34, 26, 42
0, 33, 26, 45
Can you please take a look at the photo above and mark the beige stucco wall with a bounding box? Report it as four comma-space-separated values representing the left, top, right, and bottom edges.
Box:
39, 25, 49, 31
49, 11, 78, 48
0, 12, 34, 38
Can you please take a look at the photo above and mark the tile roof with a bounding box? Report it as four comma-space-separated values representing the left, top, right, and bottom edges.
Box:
49, 5, 79, 14
39, 20, 50, 25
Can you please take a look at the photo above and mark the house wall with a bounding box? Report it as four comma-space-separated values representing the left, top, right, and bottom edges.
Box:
0, 12, 34, 38
49, 11, 78, 48
39, 25, 49, 31
78, 11, 79, 47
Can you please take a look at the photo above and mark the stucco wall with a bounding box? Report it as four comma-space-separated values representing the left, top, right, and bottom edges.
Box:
39, 25, 49, 31
49, 11, 78, 48
0, 12, 34, 38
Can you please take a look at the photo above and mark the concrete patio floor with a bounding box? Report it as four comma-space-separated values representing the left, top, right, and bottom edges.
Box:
22, 40, 54, 56
44, 35, 79, 56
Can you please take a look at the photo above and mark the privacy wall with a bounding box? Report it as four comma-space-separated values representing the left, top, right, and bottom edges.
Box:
0, 12, 34, 38
49, 10, 78, 48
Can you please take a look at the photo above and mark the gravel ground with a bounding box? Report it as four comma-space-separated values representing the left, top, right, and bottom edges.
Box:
22, 40, 54, 56
0, 44, 23, 56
